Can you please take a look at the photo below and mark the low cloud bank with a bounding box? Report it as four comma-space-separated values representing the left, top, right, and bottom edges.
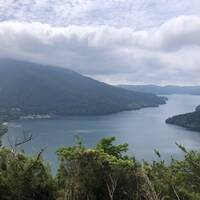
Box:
0, 15, 200, 85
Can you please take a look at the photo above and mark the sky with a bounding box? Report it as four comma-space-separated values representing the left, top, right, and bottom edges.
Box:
0, 0, 200, 85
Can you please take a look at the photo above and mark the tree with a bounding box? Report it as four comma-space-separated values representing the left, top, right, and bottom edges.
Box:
57, 137, 138, 200
96, 137, 128, 158
144, 144, 200, 200
0, 148, 56, 200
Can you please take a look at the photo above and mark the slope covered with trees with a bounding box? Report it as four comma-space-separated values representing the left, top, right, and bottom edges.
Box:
196, 105, 200, 111
0, 59, 166, 120
1, 136, 200, 200
0, 148, 56, 200
166, 106, 200, 132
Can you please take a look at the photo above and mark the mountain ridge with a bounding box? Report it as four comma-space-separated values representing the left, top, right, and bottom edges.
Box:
0, 59, 166, 121
119, 84, 200, 95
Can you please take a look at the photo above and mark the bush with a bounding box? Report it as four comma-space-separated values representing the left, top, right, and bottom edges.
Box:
0, 148, 56, 200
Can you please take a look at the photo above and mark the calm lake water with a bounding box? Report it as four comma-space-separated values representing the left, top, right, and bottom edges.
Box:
2, 95, 200, 173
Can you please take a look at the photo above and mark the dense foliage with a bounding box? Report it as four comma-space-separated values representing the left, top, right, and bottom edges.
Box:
57, 137, 140, 200
0, 59, 166, 120
166, 108, 200, 131
0, 136, 200, 200
0, 148, 56, 200
145, 144, 200, 200
56, 137, 200, 200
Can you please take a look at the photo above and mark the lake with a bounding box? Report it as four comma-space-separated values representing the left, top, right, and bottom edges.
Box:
2, 94, 200, 173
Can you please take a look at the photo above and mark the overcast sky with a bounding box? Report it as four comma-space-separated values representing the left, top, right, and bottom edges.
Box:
0, 0, 200, 85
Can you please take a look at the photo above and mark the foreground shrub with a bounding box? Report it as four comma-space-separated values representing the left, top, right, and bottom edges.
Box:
0, 148, 56, 200
145, 144, 200, 200
57, 137, 142, 200
1, 136, 200, 200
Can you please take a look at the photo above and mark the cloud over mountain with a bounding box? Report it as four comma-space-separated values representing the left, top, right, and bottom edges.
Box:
0, 15, 200, 85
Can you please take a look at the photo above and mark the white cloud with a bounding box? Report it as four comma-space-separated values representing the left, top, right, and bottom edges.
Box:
1, 0, 200, 29
0, 15, 200, 85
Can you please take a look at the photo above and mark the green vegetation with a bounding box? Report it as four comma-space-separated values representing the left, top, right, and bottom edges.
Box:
166, 106, 200, 132
0, 148, 56, 200
57, 137, 138, 200
0, 59, 166, 120
0, 136, 200, 200
145, 144, 200, 200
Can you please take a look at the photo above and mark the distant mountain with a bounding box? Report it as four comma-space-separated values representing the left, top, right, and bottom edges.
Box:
166, 106, 200, 132
0, 59, 166, 120
119, 85, 200, 95
196, 105, 200, 111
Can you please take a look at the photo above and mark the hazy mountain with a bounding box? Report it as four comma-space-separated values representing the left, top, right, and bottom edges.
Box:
196, 105, 200, 111
0, 59, 166, 120
119, 85, 200, 95
166, 106, 200, 132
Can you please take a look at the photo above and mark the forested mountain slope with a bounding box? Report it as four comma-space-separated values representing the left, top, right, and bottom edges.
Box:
0, 59, 166, 120
166, 105, 200, 132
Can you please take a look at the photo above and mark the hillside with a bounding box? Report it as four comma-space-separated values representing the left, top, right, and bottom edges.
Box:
119, 84, 200, 95
166, 106, 200, 132
196, 105, 200, 111
0, 59, 166, 120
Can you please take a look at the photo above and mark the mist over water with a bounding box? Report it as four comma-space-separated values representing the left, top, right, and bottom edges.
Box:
3, 95, 200, 173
